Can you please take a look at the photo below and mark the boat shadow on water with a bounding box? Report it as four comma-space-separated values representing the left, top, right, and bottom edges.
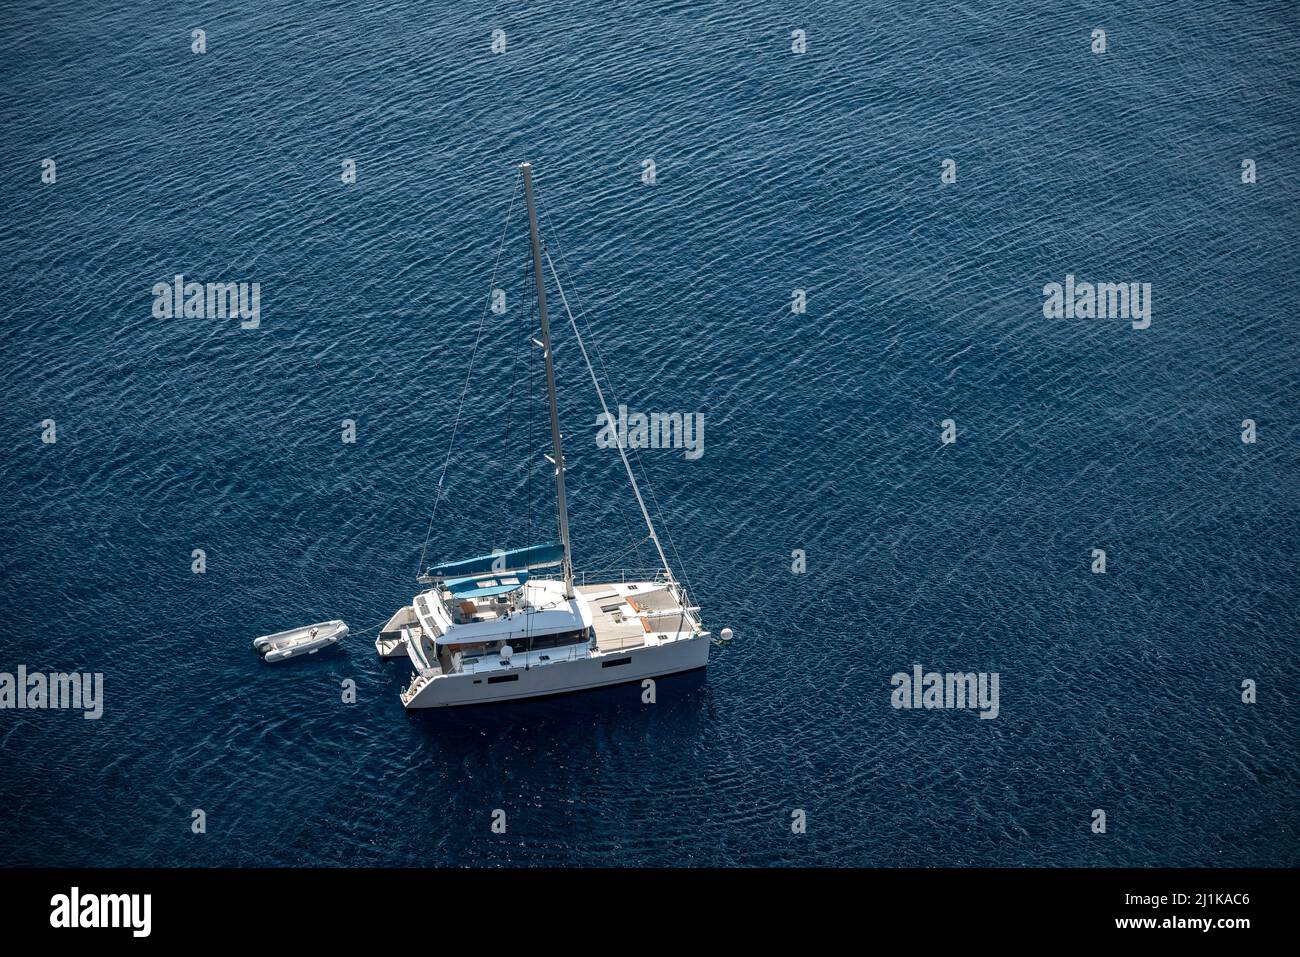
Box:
255, 642, 347, 667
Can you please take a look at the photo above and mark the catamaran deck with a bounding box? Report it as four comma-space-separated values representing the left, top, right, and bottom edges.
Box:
577, 581, 691, 652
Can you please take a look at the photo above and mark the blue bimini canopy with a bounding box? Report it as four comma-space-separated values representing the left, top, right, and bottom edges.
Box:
427, 541, 564, 580
444, 571, 530, 600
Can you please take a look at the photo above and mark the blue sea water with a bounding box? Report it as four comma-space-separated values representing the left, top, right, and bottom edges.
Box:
1, 0, 1297, 866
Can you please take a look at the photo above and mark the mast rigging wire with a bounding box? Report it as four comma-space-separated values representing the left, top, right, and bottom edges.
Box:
415, 175, 521, 579
543, 245, 678, 587
538, 209, 700, 604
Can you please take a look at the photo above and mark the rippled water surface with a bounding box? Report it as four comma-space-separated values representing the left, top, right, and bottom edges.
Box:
1, 0, 1297, 865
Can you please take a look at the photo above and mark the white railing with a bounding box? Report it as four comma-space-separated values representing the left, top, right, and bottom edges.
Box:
598, 632, 647, 651
447, 641, 595, 674
577, 567, 669, 587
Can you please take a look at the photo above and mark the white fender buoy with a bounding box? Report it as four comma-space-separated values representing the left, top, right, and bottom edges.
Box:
720, 627, 733, 642
500, 644, 514, 663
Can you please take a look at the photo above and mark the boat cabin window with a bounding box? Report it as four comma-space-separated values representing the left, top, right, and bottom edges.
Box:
514, 628, 590, 651
453, 628, 590, 659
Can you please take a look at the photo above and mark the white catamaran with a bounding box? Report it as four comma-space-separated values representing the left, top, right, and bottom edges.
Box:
376, 162, 711, 708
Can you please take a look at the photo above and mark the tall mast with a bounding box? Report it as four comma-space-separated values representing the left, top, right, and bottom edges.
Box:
520, 162, 575, 599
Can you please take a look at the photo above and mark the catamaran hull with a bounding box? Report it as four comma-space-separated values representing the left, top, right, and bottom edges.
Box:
402, 634, 710, 709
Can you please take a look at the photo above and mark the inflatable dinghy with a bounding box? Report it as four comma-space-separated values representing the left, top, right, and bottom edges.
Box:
254, 620, 348, 662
